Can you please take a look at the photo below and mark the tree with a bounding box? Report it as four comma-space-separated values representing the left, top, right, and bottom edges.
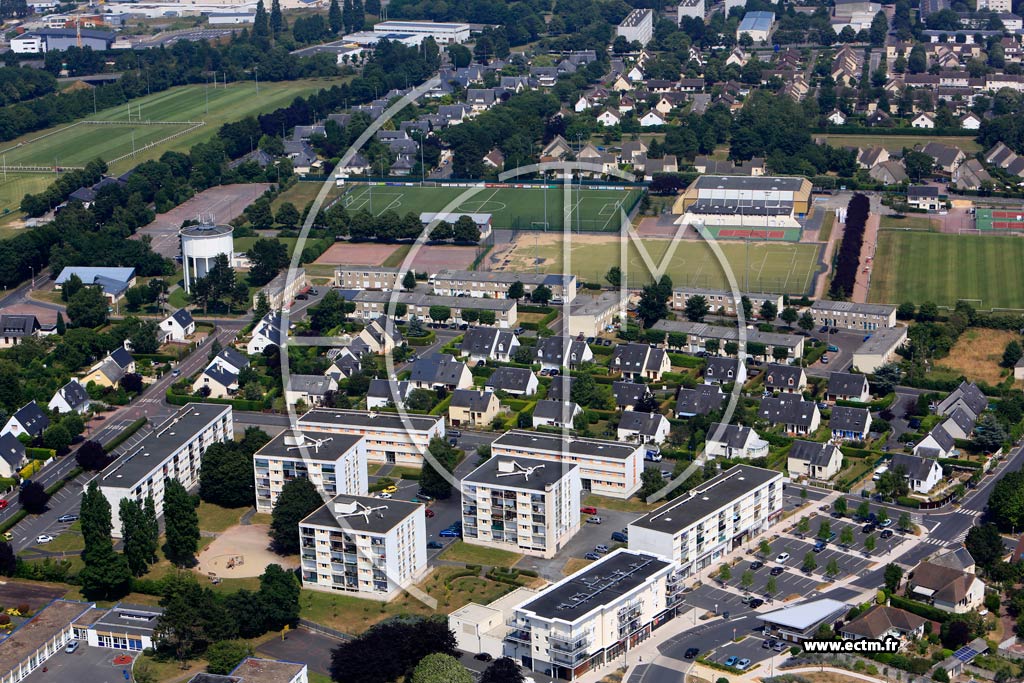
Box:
869, 10, 888, 45
269, 0, 284, 34
898, 512, 912, 532
61, 273, 83, 302
840, 526, 854, 547
0, 541, 15, 577
253, 292, 270, 321
79, 481, 131, 600
270, 478, 323, 554
206, 641, 253, 675
759, 539, 771, 556
328, 0, 342, 33
121, 498, 154, 576
530, 285, 552, 305
18, 480, 48, 513
766, 575, 777, 595
940, 620, 972, 650
163, 479, 200, 566
873, 363, 902, 395
719, 563, 731, 581
856, 501, 871, 520
685, 295, 709, 322
329, 616, 458, 683
480, 658, 524, 683
634, 392, 659, 413
897, 302, 916, 320
740, 296, 753, 320
200, 442, 256, 508
411, 653, 473, 683
817, 520, 831, 540
507, 281, 525, 300
780, 307, 798, 327
865, 534, 877, 553
55, 312, 65, 335
760, 300, 778, 323
639, 468, 665, 499
884, 563, 903, 592
257, 563, 300, 630
605, 266, 622, 287
825, 558, 840, 577
974, 413, 1008, 452
253, 0, 269, 39
403, 270, 417, 291
42, 424, 70, 452
802, 552, 817, 573
420, 437, 458, 500
428, 306, 451, 323
67, 286, 109, 328
740, 570, 754, 590
637, 283, 669, 327
797, 516, 810, 534
989, 470, 1024, 532
833, 498, 847, 516
876, 508, 888, 525
1002, 340, 1022, 368
246, 238, 288, 287
965, 524, 1005, 571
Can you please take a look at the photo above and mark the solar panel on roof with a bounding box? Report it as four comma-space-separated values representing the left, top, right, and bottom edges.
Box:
953, 646, 978, 662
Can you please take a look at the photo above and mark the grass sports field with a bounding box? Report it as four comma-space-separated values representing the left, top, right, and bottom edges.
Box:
819, 134, 981, 154
496, 232, 822, 294
340, 183, 642, 231
870, 231, 1024, 309
0, 78, 335, 221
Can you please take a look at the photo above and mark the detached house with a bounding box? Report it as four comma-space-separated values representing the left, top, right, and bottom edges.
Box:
459, 327, 519, 364
611, 343, 670, 381
159, 309, 195, 343
367, 379, 412, 410
787, 440, 842, 481
906, 560, 985, 614
1, 401, 49, 439
534, 337, 592, 371
357, 317, 403, 355
890, 452, 943, 494
617, 411, 671, 444
0, 433, 26, 479
0, 314, 40, 348
764, 364, 806, 394
914, 424, 956, 459
937, 381, 988, 421
705, 422, 769, 459
840, 606, 927, 641
759, 394, 820, 435
449, 389, 500, 427
830, 406, 872, 441
409, 354, 473, 391
486, 367, 538, 396
612, 381, 650, 411
82, 346, 135, 388
285, 375, 338, 407
675, 384, 725, 417
826, 372, 870, 403
48, 379, 90, 415
704, 357, 746, 385
597, 109, 621, 127
247, 312, 283, 355
532, 400, 582, 429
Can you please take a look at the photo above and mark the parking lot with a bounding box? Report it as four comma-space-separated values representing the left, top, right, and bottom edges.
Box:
705, 634, 779, 672
516, 507, 641, 581
257, 627, 341, 676
22, 642, 130, 683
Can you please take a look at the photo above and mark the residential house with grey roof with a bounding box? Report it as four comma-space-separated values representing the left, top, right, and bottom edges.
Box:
675, 384, 725, 417
48, 379, 90, 415
617, 411, 670, 444
409, 353, 473, 391
913, 424, 956, 458
159, 309, 195, 343
891, 452, 943, 494
449, 389, 499, 427
704, 422, 769, 459
612, 381, 650, 411
534, 337, 592, 371
0, 314, 40, 348
459, 327, 519, 364
286, 375, 339, 407
367, 379, 412, 410
826, 372, 870, 403
787, 440, 842, 481
532, 400, 582, 429
704, 357, 745, 385
0, 432, 25, 478
764, 364, 807, 394
830, 405, 872, 441
1, 401, 49, 439
936, 381, 988, 421
906, 560, 984, 613
611, 343, 670, 381
759, 394, 820, 435
486, 367, 538, 396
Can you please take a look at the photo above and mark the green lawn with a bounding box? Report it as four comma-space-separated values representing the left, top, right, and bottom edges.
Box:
0, 78, 338, 221
817, 210, 835, 243
508, 235, 822, 294
271, 180, 343, 213
820, 134, 981, 154
870, 231, 1024, 309
235, 236, 299, 258
197, 502, 247, 533
438, 541, 522, 567
582, 494, 660, 513
340, 184, 643, 232
879, 214, 936, 231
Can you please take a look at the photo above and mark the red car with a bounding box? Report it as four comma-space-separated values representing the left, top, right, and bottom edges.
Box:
581, 506, 598, 515
425, 509, 435, 518
0, 500, 8, 510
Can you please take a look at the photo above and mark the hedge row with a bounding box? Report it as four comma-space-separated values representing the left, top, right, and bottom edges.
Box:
888, 594, 950, 623
405, 331, 437, 346
165, 391, 266, 412
668, 353, 705, 369
938, 457, 983, 470
24, 448, 55, 461
896, 496, 921, 508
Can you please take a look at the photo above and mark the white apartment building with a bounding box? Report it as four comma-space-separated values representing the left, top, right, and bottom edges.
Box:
617, 9, 654, 46
810, 300, 897, 331
373, 20, 470, 43
297, 409, 444, 467
504, 549, 680, 680
99, 404, 232, 538
335, 266, 403, 291
490, 430, 644, 499
299, 494, 428, 600
628, 465, 783, 578
351, 291, 519, 329
677, 0, 705, 21
432, 270, 577, 304
253, 430, 368, 513
462, 456, 581, 559
671, 288, 783, 318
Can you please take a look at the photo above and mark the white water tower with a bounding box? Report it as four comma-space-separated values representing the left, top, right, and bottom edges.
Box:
179, 220, 234, 294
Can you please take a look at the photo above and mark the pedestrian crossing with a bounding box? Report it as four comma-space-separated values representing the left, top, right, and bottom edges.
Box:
921, 537, 950, 547
954, 509, 983, 518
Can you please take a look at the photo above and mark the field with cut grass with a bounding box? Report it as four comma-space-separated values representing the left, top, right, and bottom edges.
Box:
879, 214, 936, 231
932, 327, 1018, 385
870, 231, 1024, 309
0, 78, 339, 223
820, 134, 981, 153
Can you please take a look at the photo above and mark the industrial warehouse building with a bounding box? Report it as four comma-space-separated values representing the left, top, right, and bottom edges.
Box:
672, 176, 813, 228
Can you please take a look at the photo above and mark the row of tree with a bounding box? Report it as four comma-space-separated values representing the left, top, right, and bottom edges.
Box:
830, 193, 869, 299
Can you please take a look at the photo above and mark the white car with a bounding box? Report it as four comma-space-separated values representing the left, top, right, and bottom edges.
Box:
775, 552, 790, 563
36, 534, 54, 544
377, 493, 392, 499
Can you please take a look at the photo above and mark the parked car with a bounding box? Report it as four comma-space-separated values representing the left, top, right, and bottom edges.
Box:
820, 355, 829, 364
763, 639, 775, 649
474, 653, 493, 662
602, 339, 612, 346
417, 491, 434, 501
750, 560, 764, 571
862, 524, 876, 533
740, 595, 754, 605
684, 648, 699, 659
587, 516, 602, 524
749, 598, 764, 609
775, 552, 790, 563
880, 529, 894, 539
377, 493, 392, 499
513, 327, 525, 335
0, 500, 7, 510
57, 514, 78, 523
737, 659, 751, 671
427, 540, 444, 549
439, 528, 460, 538
773, 641, 787, 652
1, 532, 10, 541
36, 534, 53, 544
725, 657, 738, 667
770, 566, 784, 576
827, 344, 839, 352
581, 506, 598, 515
424, 509, 435, 518
813, 540, 826, 552
65, 640, 79, 654
584, 552, 601, 560
879, 519, 893, 528
611, 531, 628, 543
296, 293, 308, 300
381, 485, 398, 494
594, 544, 610, 554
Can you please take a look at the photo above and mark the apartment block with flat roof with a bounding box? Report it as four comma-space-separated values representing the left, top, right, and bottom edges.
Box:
627, 465, 783, 577
99, 403, 232, 538
505, 549, 680, 681
490, 430, 644, 498
810, 300, 897, 331
253, 430, 368, 513
297, 409, 445, 467
431, 270, 577, 303
671, 288, 783, 317
617, 8, 654, 46
335, 266, 403, 291
299, 494, 427, 600
462, 456, 581, 558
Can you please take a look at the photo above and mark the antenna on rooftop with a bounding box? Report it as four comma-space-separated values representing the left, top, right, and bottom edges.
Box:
495, 461, 545, 482
335, 501, 389, 524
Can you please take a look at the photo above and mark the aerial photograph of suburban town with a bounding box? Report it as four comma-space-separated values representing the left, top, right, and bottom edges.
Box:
3, 0, 1024, 681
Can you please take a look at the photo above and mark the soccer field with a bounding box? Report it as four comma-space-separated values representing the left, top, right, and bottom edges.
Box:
340, 183, 643, 231
870, 231, 1024, 309
0, 79, 334, 220
498, 233, 822, 294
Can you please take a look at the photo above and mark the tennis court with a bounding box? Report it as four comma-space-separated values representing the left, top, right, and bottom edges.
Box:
712, 228, 802, 240
975, 208, 1024, 232
340, 182, 643, 232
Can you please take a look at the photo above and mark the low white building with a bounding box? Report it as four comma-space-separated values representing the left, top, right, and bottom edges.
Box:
759, 598, 849, 643
159, 309, 195, 342
532, 400, 582, 429
617, 411, 671, 444
628, 465, 783, 578
890, 452, 943, 494
449, 588, 539, 659
462, 455, 581, 558
704, 423, 769, 459
505, 550, 680, 680
787, 440, 842, 481
253, 430, 368, 513
299, 494, 428, 600
247, 311, 283, 355
372, 20, 470, 43
298, 409, 445, 467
